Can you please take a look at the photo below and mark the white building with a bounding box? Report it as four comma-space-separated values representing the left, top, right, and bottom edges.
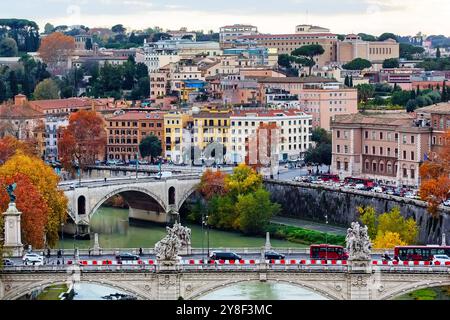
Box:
44, 116, 69, 161
228, 109, 313, 163
219, 24, 259, 48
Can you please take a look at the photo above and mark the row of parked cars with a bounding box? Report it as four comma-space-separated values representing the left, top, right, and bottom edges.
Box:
293, 174, 441, 204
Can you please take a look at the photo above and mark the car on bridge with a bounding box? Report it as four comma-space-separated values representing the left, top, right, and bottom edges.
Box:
115, 253, 141, 261
432, 254, 450, 264
2, 258, 14, 266
265, 251, 286, 260
23, 253, 44, 265
209, 252, 242, 262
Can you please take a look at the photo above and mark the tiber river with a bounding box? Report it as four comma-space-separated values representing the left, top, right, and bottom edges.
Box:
58, 207, 448, 301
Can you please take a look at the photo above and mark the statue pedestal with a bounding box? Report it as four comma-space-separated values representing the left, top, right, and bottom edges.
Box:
2, 203, 23, 257
92, 233, 102, 256
348, 259, 372, 274
157, 261, 180, 272
179, 244, 192, 256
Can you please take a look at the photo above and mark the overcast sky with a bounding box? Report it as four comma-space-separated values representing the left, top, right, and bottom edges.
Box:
1, 0, 449, 36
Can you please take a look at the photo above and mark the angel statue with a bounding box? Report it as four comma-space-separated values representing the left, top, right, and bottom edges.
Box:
346, 222, 371, 261
6, 183, 17, 203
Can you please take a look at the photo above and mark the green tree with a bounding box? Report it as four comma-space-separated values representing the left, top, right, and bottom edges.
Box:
44, 23, 54, 34
383, 58, 399, 69
391, 90, 411, 106
291, 44, 325, 75
0, 79, 6, 103
111, 24, 126, 34
85, 38, 93, 50
358, 33, 377, 41
236, 189, 280, 235
311, 127, 331, 145
358, 206, 377, 240
356, 84, 375, 103
400, 43, 425, 60
0, 38, 18, 57
225, 164, 263, 198
377, 207, 418, 245
343, 58, 372, 71
406, 99, 418, 112
278, 54, 292, 68
139, 134, 162, 163
344, 75, 350, 87
436, 46, 441, 58
378, 33, 398, 42
8, 70, 18, 96
33, 79, 60, 100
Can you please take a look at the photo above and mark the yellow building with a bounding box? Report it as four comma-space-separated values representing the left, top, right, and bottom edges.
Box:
192, 108, 232, 159
164, 112, 193, 163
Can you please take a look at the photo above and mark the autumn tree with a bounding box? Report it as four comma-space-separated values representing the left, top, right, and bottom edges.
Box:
58, 110, 107, 172
38, 32, 75, 74
0, 152, 68, 246
0, 136, 37, 164
198, 169, 227, 200
419, 130, 450, 216
225, 164, 263, 197
0, 174, 48, 248
358, 206, 418, 248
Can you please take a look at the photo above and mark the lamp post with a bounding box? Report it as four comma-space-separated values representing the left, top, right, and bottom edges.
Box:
61, 223, 65, 264
135, 152, 139, 181
325, 214, 328, 261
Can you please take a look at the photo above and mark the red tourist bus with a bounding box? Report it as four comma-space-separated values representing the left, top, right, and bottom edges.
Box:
319, 174, 340, 182
344, 177, 375, 188
394, 246, 450, 261
310, 245, 349, 260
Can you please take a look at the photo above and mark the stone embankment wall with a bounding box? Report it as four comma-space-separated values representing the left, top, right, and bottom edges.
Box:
264, 180, 450, 244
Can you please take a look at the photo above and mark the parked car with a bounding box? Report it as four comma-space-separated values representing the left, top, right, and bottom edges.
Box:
443, 199, 450, 207
115, 253, 140, 261
209, 252, 242, 262
2, 258, 14, 266
432, 254, 450, 264
265, 251, 286, 260
23, 253, 44, 265
372, 186, 384, 193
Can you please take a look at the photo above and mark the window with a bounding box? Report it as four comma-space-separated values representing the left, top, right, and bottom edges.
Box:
402, 135, 407, 144
337, 130, 340, 138
380, 147, 383, 155
411, 151, 415, 161
344, 131, 349, 139
344, 162, 349, 171
365, 146, 368, 154
403, 168, 408, 178
410, 168, 415, 179
337, 145, 341, 153
344, 145, 349, 154
411, 136, 415, 144
365, 131, 368, 139
403, 150, 407, 159
372, 146, 376, 155
372, 163, 377, 172
379, 132, 383, 140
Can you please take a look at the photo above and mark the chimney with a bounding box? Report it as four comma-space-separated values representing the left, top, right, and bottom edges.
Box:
14, 94, 27, 106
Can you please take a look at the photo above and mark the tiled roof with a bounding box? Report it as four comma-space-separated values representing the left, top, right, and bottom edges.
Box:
256, 76, 336, 84
231, 109, 309, 118
332, 112, 415, 126
0, 103, 44, 119
416, 103, 450, 114
29, 98, 93, 110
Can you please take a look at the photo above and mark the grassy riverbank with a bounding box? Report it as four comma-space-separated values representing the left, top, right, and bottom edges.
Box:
396, 287, 450, 300
267, 223, 346, 246
36, 284, 68, 300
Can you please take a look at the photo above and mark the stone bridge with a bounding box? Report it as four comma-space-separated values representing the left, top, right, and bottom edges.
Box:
1, 262, 450, 300
60, 175, 200, 227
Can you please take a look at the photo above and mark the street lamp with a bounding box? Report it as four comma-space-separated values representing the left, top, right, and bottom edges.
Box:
61, 223, 65, 264
325, 215, 328, 261
202, 215, 210, 261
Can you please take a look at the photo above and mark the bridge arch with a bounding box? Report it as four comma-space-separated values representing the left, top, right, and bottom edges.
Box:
89, 186, 168, 219
381, 280, 450, 300
177, 185, 199, 213
187, 279, 340, 301
2, 278, 149, 301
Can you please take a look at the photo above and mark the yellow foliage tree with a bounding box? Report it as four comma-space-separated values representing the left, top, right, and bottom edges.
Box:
373, 231, 407, 249
0, 152, 68, 246
225, 164, 263, 197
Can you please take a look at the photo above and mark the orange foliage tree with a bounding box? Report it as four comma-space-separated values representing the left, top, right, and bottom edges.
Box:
0, 152, 68, 247
38, 32, 75, 73
198, 169, 228, 200
0, 136, 37, 164
420, 131, 450, 216
0, 174, 49, 248
58, 110, 107, 172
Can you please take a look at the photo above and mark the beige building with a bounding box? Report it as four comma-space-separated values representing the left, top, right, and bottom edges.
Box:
219, 24, 259, 48
298, 82, 358, 130
337, 34, 400, 64
330, 112, 432, 187
164, 112, 193, 162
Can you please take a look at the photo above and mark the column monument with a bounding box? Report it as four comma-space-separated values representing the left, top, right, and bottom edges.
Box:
3, 184, 23, 257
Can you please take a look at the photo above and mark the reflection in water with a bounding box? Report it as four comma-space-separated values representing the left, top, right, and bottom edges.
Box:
198, 282, 329, 300
59, 207, 307, 249
73, 283, 127, 300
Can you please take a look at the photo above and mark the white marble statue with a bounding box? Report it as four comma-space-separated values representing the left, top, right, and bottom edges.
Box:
346, 222, 371, 261
154, 223, 191, 261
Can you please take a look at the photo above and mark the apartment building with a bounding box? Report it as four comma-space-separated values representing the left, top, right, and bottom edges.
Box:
106, 112, 165, 161
416, 103, 450, 155
150, 66, 170, 100
192, 109, 232, 155
229, 109, 313, 163
298, 82, 358, 130
219, 24, 259, 48
164, 112, 193, 163
330, 112, 432, 187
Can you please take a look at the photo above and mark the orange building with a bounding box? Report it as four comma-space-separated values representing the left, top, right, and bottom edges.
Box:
106, 111, 165, 161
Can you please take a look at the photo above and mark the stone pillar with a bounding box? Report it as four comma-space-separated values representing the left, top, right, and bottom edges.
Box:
2, 203, 23, 257
265, 232, 272, 251
348, 259, 372, 300
93, 233, 102, 255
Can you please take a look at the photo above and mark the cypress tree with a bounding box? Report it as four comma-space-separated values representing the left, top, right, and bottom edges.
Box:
436, 46, 441, 58
344, 75, 349, 87
349, 75, 354, 87
410, 90, 416, 99
442, 82, 448, 102
416, 85, 421, 97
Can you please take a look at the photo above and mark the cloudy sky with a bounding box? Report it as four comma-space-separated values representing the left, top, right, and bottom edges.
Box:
1, 0, 449, 36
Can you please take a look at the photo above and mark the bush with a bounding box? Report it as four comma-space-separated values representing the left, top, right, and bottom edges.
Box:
267, 224, 346, 246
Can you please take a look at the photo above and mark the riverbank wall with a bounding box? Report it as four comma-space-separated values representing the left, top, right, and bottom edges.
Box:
264, 180, 450, 245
